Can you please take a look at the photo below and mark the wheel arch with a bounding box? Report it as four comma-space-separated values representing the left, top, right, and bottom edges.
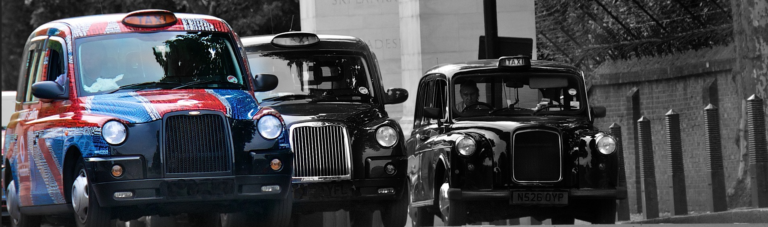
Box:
63, 146, 82, 204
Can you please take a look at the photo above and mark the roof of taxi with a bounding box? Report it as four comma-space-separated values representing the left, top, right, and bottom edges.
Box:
423, 59, 581, 79
240, 34, 369, 53
35, 12, 231, 39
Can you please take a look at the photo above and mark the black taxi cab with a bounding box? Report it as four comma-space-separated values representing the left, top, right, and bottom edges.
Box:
2, 10, 293, 227
241, 32, 409, 227
407, 56, 625, 225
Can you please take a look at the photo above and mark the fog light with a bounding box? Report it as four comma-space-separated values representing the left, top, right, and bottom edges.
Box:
384, 163, 396, 175
113, 191, 133, 199
378, 188, 395, 194
467, 163, 475, 171
270, 159, 283, 171
599, 163, 606, 170
111, 165, 123, 177
262, 185, 281, 193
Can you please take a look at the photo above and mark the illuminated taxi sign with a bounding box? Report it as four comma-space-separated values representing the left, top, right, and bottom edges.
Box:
122, 9, 177, 28
498, 56, 531, 68
271, 32, 320, 47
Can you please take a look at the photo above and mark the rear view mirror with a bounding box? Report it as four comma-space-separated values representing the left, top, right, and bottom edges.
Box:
31, 81, 67, 100
253, 74, 279, 92
385, 88, 409, 104
592, 106, 606, 118
529, 77, 567, 89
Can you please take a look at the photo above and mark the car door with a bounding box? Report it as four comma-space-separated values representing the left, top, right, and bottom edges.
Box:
26, 36, 70, 205
12, 37, 47, 207
409, 75, 449, 203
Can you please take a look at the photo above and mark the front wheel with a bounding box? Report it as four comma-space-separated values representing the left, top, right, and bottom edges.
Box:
7, 180, 42, 227
380, 182, 408, 227
72, 159, 112, 227
438, 176, 466, 226
590, 199, 617, 224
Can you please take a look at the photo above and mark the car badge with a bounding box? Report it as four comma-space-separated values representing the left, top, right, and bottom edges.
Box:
177, 99, 199, 106
227, 75, 237, 83
358, 87, 369, 95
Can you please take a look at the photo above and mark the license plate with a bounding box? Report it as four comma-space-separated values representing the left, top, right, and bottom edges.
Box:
293, 183, 351, 200
511, 191, 568, 205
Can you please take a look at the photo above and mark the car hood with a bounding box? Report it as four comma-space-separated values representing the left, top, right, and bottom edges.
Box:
81, 89, 260, 123
262, 102, 383, 127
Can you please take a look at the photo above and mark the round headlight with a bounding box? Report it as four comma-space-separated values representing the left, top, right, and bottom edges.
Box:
102, 121, 127, 145
376, 126, 398, 147
257, 115, 283, 140
457, 136, 476, 156
595, 133, 616, 155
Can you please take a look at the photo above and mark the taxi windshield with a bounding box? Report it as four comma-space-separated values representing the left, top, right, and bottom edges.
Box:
75, 32, 245, 95
453, 73, 585, 117
247, 51, 375, 103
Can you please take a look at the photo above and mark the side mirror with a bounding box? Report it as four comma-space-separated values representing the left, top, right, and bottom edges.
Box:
32, 81, 67, 100
384, 88, 409, 104
252, 74, 279, 92
423, 107, 442, 119
592, 106, 606, 118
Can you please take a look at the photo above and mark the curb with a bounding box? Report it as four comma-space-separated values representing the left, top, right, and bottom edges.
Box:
623, 208, 768, 224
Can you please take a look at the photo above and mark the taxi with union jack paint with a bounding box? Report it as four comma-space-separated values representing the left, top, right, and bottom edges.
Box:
407, 56, 626, 226
1, 10, 292, 227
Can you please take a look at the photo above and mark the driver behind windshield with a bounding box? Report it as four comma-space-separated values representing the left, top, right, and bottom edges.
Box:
80, 42, 124, 93
456, 81, 489, 111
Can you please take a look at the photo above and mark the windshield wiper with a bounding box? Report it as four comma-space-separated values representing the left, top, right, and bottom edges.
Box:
312, 94, 373, 102
108, 81, 178, 94
172, 79, 244, 89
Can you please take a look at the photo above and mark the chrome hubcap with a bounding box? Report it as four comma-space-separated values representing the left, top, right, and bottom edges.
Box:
8, 181, 21, 225
72, 169, 90, 223
438, 182, 450, 220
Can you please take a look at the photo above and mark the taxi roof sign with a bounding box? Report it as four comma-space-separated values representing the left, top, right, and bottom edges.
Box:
271, 32, 320, 47
498, 56, 531, 68
123, 9, 177, 28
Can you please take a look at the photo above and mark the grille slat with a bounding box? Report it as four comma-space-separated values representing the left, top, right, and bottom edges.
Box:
291, 124, 351, 178
512, 130, 562, 182
164, 114, 232, 174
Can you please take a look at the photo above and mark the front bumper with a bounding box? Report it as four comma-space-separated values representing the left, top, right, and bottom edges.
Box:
292, 177, 405, 202
448, 187, 627, 202
92, 175, 291, 207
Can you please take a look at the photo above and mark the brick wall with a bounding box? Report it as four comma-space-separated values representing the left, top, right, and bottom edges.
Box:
589, 45, 744, 214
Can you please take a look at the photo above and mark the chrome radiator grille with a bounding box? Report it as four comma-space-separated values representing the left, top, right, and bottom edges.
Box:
512, 130, 562, 182
290, 123, 351, 180
164, 114, 232, 175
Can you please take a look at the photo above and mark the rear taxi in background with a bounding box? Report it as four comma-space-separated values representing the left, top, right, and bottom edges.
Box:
242, 32, 410, 227
407, 56, 625, 226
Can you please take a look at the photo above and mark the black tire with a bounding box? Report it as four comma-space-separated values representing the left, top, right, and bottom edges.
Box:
256, 194, 293, 227
380, 181, 408, 227
71, 158, 112, 227
7, 180, 42, 227
349, 210, 374, 227
188, 213, 219, 227
591, 199, 617, 224
409, 206, 433, 227
438, 174, 466, 226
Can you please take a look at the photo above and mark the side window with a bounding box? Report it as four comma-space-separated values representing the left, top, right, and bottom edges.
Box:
435, 79, 448, 119
23, 41, 45, 102
45, 38, 67, 90
413, 81, 428, 128
422, 80, 436, 125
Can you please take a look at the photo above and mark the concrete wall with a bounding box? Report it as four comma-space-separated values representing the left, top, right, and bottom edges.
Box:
590, 45, 743, 214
